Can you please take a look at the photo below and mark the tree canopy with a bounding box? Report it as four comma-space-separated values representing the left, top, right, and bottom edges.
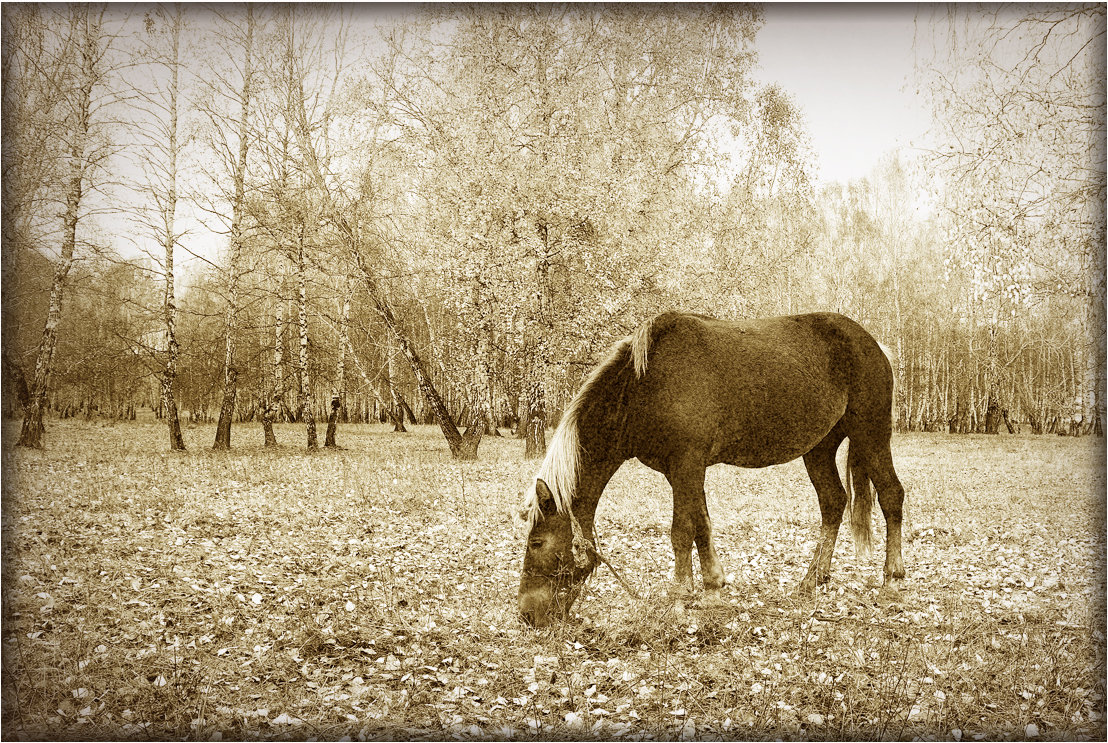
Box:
3, 3, 1104, 449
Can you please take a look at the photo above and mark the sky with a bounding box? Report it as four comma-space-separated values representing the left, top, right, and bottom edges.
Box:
754, 3, 933, 186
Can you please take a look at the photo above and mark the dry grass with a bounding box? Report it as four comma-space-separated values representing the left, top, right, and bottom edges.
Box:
2, 419, 1105, 740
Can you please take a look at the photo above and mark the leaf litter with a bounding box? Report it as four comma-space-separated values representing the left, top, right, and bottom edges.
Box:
1, 421, 1105, 740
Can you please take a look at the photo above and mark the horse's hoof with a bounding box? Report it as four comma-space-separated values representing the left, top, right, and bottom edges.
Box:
701, 589, 725, 607
880, 578, 904, 597
668, 579, 695, 601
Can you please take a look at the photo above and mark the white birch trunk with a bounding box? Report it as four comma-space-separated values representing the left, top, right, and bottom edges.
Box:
213, 5, 255, 450
18, 7, 98, 449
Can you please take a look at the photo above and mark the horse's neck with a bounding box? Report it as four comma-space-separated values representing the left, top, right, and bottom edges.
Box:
570, 360, 631, 523
572, 455, 623, 529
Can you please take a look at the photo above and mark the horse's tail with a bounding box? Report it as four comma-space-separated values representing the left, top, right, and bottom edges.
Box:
845, 441, 874, 558
878, 341, 896, 429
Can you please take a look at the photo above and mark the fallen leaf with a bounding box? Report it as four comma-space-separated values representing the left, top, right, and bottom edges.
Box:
272, 712, 301, 725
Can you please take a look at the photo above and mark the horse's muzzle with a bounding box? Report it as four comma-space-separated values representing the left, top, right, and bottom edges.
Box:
519, 581, 582, 627
519, 584, 554, 627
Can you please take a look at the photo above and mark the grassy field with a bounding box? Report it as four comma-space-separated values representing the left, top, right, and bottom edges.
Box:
2, 419, 1105, 740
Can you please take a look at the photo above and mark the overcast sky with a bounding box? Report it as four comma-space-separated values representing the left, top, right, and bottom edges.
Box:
755, 3, 932, 186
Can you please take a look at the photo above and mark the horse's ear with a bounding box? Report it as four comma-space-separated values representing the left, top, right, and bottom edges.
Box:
535, 479, 559, 515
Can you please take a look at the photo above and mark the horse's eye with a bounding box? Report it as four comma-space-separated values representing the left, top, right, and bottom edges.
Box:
529, 539, 544, 550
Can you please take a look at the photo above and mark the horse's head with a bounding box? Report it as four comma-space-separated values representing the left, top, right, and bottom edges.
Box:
517, 478, 596, 627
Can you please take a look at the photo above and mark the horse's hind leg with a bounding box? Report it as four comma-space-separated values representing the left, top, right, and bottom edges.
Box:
863, 444, 906, 588
798, 427, 848, 594
845, 425, 906, 588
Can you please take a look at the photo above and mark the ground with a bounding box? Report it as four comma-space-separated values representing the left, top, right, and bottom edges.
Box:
1, 420, 1105, 740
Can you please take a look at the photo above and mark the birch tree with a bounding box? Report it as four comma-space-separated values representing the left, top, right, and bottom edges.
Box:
294, 225, 317, 448
2, 4, 65, 416
387, 5, 763, 456
277, 6, 482, 458
196, 5, 257, 450
131, 3, 188, 450
919, 4, 1107, 431
11, 5, 114, 448
260, 280, 285, 446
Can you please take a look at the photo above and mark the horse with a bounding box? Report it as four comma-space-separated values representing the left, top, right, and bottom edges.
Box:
516, 311, 905, 627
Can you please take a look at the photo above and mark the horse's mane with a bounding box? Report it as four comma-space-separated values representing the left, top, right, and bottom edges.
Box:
517, 316, 657, 528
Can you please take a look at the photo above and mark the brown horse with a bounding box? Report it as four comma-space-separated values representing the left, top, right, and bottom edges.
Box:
516, 312, 905, 627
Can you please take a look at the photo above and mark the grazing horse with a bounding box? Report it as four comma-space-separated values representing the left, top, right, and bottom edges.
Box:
516, 312, 905, 627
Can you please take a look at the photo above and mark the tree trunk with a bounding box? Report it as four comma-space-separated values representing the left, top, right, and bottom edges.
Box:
513, 395, 527, 438
260, 398, 277, 446
213, 365, 237, 446
162, 378, 186, 449
213, 6, 255, 451
389, 305, 468, 452
984, 389, 1001, 434
385, 334, 408, 432
523, 227, 555, 458
18, 7, 98, 449
355, 251, 476, 457
297, 232, 317, 449
261, 290, 284, 445
402, 397, 419, 425
462, 275, 494, 442
325, 288, 351, 448
524, 375, 547, 459
324, 396, 340, 447
160, 6, 186, 452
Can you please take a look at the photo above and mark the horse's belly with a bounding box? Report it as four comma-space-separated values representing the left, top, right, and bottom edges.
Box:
711, 395, 845, 468
715, 438, 817, 468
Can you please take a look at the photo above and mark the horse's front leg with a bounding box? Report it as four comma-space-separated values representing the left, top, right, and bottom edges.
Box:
667, 459, 723, 598
692, 494, 726, 603
669, 496, 696, 592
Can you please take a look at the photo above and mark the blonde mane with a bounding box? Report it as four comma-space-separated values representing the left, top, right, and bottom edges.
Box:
631, 316, 653, 378
517, 316, 660, 528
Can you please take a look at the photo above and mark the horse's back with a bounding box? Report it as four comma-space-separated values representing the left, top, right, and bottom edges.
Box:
623, 312, 891, 468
